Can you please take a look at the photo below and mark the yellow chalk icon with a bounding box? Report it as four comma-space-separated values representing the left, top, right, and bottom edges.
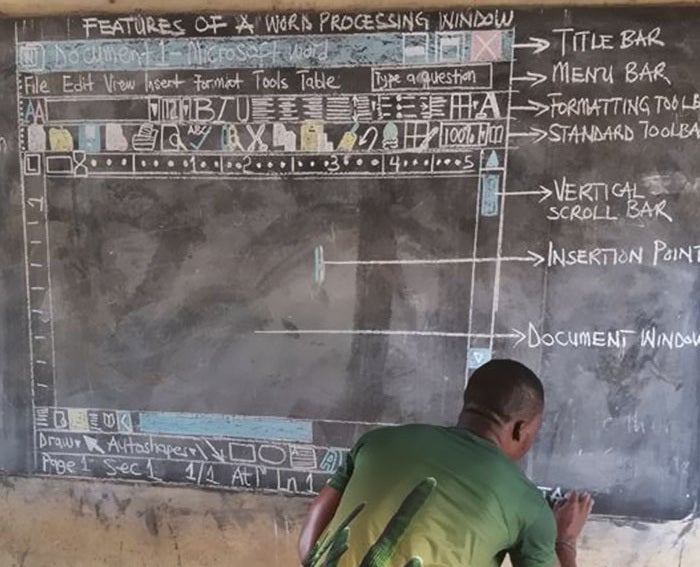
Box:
49, 127, 74, 151
337, 123, 360, 151
301, 121, 323, 152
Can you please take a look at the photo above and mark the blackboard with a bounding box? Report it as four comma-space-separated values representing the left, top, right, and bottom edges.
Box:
0, 7, 698, 521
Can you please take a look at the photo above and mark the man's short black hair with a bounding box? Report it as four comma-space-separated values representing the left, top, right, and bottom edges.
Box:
464, 359, 544, 423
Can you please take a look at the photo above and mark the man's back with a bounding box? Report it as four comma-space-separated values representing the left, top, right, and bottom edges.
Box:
313, 424, 555, 567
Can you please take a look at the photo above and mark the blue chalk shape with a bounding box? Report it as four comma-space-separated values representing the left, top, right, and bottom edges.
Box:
117, 411, 133, 433
319, 449, 345, 473
326, 33, 406, 67
20, 32, 521, 73
24, 100, 35, 122
189, 127, 211, 150
18, 43, 46, 72
382, 121, 399, 143
402, 33, 431, 64
221, 125, 233, 150
481, 174, 500, 217
467, 347, 492, 369
19, 33, 417, 73
486, 150, 500, 168
78, 124, 101, 152
436, 32, 463, 63
462, 32, 472, 62
138, 411, 313, 442
502, 30, 515, 61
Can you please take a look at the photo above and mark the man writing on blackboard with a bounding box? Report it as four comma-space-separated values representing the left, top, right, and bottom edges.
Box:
298, 359, 593, 567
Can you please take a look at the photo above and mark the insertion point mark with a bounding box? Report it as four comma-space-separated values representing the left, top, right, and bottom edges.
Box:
313, 245, 325, 286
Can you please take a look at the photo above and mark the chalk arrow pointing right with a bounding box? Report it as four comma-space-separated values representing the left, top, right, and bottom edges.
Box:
511, 71, 548, 87
510, 99, 549, 117
526, 250, 545, 268
508, 127, 548, 144
510, 328, 527, 348
257, 328, 529, 344
313, 247, 546, 285
498, 185, 553, 202
514, 37, 551, 55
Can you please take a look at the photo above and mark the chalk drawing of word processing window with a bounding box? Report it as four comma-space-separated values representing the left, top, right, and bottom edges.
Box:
18, 19, 518, 494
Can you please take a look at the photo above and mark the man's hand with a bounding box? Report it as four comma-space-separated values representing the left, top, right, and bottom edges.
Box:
554, 490, 593, 542
552, 491, 593, 567
298, 485, 343, 565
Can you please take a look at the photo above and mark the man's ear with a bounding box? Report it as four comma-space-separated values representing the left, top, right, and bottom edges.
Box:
513, 420, 525, 442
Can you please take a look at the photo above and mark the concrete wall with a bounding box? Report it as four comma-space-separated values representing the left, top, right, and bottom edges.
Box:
0, 1, 698, 565
0, 475, 697, 567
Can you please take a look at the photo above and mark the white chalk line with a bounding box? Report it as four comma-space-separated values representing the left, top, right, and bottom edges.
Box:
256, 329, 522, 339
324, 255, 537, 266
465, 151, 483, 388
17, 21, 38, 472
36, 450, 327, 473
45, 172, 484, 182
26, 89, 518, 103
489, 34, 518, 351
41, 171, 58, 396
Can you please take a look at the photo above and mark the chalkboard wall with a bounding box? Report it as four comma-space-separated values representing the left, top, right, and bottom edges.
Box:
0, 7, 698, 520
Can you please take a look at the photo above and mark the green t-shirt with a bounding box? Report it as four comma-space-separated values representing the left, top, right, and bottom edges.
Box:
308, 424, 556, 567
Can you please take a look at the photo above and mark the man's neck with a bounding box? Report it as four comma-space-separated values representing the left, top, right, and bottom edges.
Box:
456, 410, 506, 450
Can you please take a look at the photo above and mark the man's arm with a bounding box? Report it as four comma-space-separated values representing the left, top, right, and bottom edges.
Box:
553, 491, 594, 567
510, 490, 593, 567
297, 485, 343, 565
